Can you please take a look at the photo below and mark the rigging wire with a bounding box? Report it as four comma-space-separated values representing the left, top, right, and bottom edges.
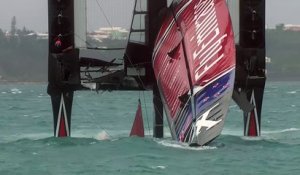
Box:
67, 0, 156, 137
123, 1, 153, 131
125, 53, 156, 135
234, 31, 240, 42
74, 33, 113, 61
73, 93, 113, 139
84, 0, 165, 136
75, 24, 126, 52
74, 31, 126, 64
142, 91, 151, 136
139, 0, 143, 41
95, 0, 114, 30
74, 33, 93, 48
80, 1, 128, 58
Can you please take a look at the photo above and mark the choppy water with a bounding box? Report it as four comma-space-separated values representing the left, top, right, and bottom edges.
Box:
0, 82, 300, 174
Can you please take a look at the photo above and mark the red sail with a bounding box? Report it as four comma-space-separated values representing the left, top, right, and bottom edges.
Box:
130, 100, 144, 137
153, 19, 190, 119
174, 0, 235, 86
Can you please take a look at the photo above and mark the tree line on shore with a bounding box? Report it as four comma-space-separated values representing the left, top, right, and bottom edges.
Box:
0, 17, 300, 82
0, 16, 47, 81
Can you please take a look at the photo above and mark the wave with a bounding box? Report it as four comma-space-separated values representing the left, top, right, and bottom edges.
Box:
269, 109, 297, 113
216, 128, 300, 147
154, 139, 217, 151
0, 136, 101, 148
262, 128, 300, 134
94, 130, 110, 140
221, 128, 300, 141
287, 91, 297, 94
0, 133, 50, 143
2, 127, 299, 148
37, 93, 47, 98
10, 88, 22, 94
151, 165, 167, 170
221, 129, 243, 136
0, 129, 124, 144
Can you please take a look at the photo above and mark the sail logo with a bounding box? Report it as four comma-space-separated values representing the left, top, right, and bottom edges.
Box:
191, 0, 227, 82
195, 103, 221, 134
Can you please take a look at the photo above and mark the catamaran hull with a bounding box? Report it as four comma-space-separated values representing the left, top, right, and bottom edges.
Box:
190, 71, 234, 145
179, 70, 235, 146
153, 0, 236, 146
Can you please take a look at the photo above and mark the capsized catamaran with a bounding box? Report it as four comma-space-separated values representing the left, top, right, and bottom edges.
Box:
153, 0, 236, 145
47, 0, 266, 146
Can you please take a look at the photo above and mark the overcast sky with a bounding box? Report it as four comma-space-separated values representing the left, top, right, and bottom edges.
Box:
0, 0, 299, 32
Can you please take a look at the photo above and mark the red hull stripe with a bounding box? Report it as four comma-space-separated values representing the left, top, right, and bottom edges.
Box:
248, 111, 258, 136
55, 94, 69, 137
59, 115, 67, 137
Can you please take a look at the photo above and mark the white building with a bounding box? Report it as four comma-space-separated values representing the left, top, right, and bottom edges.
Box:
88, 27, 128, 41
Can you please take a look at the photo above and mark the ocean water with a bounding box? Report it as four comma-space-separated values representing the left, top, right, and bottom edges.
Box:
0, 82, 300, 175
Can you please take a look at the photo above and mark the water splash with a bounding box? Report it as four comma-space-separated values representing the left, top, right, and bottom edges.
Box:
155, 139, 217, 151
151, 165, 167, 170
10, 88, 22, 94
94, 130, 110, 141
287, 91, 297, 94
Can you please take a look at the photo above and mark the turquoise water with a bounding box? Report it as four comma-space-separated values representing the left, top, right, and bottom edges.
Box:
0, 82, 300, 174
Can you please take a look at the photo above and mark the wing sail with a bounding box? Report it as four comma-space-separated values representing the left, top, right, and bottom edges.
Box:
153, 0, 236, 145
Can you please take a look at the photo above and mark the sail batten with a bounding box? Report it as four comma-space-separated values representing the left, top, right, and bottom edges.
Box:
172, 13, 197, 122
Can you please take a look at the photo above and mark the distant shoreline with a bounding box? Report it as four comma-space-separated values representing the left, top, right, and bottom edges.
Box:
0, 80, 47, 84
1, 78, 300, 85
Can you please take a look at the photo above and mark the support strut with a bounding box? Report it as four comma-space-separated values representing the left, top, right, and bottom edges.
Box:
153, 83, 164, 138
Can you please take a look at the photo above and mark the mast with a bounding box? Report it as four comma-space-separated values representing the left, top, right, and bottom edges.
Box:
170, 3, 197, 121
125, 0, 167, 138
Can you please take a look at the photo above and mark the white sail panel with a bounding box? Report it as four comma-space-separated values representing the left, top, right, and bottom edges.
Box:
227, 0, 239, 44
74, 0, 87, 48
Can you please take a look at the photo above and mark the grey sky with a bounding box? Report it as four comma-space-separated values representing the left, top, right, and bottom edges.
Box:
0, 0, 299, 32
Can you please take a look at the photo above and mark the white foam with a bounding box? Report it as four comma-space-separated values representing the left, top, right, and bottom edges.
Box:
151, 165, 167, 170
89, 141, 97, 145
287, 91, 297, 94
229, 105, 237, 109
241, 136, 263, 141
282, 128, 300, 132
155, 139, 217, 151
94, 130, 110, 141
10, 88, 22, 94
38, 94, 45, 98
32, 115, 41, 118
